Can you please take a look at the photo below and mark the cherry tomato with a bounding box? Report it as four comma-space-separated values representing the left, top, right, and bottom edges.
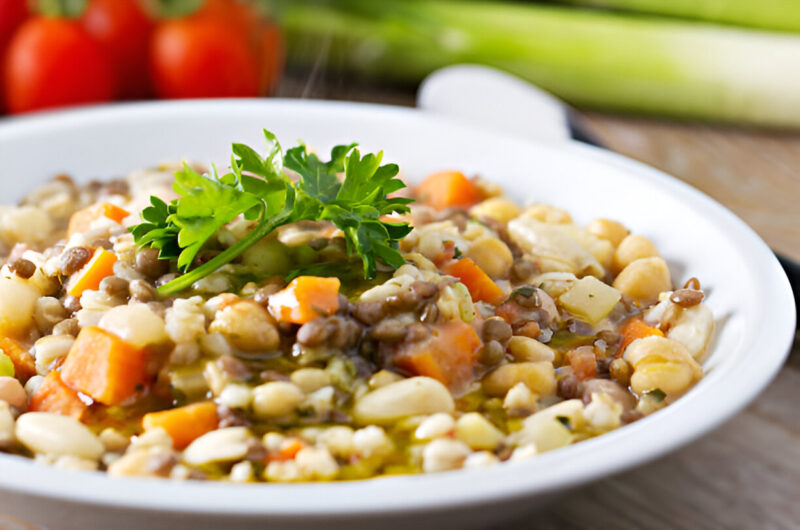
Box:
0, 0, 30, 112
150, 15, 260, 99
3, 17, 114, 114
82, 0, 154, 99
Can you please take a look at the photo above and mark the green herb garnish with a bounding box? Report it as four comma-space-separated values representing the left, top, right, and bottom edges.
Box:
130, 130, 413, 296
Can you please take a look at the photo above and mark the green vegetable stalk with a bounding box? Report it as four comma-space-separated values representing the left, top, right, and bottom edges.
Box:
550, 0, 800, 34
278, 0, 800, 127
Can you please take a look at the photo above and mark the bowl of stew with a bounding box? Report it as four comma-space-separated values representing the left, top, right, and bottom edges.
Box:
0, 100, 794, 530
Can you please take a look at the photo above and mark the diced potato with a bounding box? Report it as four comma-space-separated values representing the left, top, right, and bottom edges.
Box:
559, 276, 621, 324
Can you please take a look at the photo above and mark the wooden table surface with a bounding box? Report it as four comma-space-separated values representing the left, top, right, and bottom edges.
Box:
280, 76, 800, 529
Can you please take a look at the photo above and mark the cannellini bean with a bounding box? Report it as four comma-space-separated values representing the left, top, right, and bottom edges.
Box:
454, 413, 504, 450
465, 237, 513, 278
252, 381, 305, 418
15, 412, 104, 460
586, 218, 629, 247
613, 257, 672, 302
265, 460, 301, 482
666, 303, 714, 359
353, 377, 455, 424
510, 444, 539, 461
183, 427, 252, 466
482, 362, 556, 397
0, 402, 14, 448
230, 461, 254, 483
507, 336, 555, 363
414, 413, 455, 440
210, 300, 279, 352
613, 234, 660, 272
98, 303, 168, 348
422, 438, 471, 473
0, 376, 27, 409
0, 277, 39, 336
290, 368, 331, 394
469, 197, 522, 224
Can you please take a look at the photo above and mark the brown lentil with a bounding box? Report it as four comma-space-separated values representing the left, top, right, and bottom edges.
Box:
100, 276, 130, 298
9, 258, 36, 279
609, 358, 632, 387
512, 287, 540, 308
352, 301, 385, 326
419, 302, 439, 324
60, 247, 92, 275
129, 279, 156, 302
297, 316, 362, 349
478, 340, 506, 366
217, 356, 250, 382
134, 248, 169, 279
595, 356, 613, 376
253, 278, 285, 305
670, 288, 704, 308
482, 318, 512, 343
510, 260, 537, 282
557, 373, 582, 400
370, 319, 407, 342
405, 322, 430, 343
581, 379, 636, 410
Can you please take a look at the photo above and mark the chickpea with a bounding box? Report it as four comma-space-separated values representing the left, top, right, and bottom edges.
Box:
465, 237, 513, 278
469, 197, 522, 224
613, 234, 660, 272
586, 218, 629, 247
612, 257, 672, 302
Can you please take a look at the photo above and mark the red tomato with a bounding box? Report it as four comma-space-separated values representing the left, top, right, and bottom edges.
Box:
150, 16, 260, 99
3, 17, 114, 114
0, 0, 30, 112
82, 0, 154, 99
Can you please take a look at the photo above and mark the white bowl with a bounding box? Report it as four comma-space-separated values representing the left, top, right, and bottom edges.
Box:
0, 100, 794, 530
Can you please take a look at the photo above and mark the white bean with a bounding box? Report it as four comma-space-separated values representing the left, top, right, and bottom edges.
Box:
183, 427, 252, 466
454, 413, 504, 450
15, 412, 104, 460
252, 381, 305, 418
422, 438, 471, 473
0, 376, 27, 409
0, 402, 14, 448
353, 377, 455, 424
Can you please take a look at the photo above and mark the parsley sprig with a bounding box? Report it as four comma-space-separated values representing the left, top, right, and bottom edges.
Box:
130, 130, 413, 296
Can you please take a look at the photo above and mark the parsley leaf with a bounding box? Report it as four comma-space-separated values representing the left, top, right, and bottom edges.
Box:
130, 129, 413, 296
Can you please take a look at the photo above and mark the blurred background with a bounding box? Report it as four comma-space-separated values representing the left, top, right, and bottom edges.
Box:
0, 2, 798, 527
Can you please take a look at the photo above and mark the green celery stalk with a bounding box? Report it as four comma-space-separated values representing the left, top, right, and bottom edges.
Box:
279, 0, 800, 127
550, 0, 800, 34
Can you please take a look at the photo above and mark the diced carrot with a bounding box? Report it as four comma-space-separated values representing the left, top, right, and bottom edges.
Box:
60, 326, 148, 406
0, 337, 35, 383
394, 321, 482, 394
416, 170, 483, 211
66, 248, 118, 298
443, 258, 505, 305
268, 276, 340, 324
67, 202, 130, 238
567, 346, 597, 381
266, 437, 307, 463
142, 402, 219, 449
618, 318, 664, 356
29, 371, 89, 419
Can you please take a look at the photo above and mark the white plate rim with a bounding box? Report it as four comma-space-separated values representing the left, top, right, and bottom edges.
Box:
0, 99, 794, 517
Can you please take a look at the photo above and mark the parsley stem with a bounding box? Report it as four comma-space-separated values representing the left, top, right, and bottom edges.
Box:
156, 203, 278, 297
